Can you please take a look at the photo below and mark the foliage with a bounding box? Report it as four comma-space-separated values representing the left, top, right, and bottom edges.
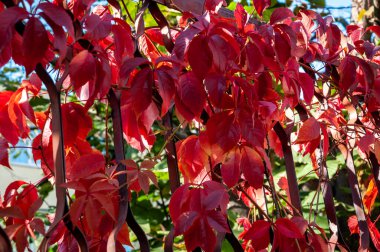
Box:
0, 0, 380, 251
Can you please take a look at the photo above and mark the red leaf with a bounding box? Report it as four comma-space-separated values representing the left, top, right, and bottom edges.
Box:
243, 220, 271, 250
204, 0, 226, 12
175, 72, 206, 121
206, 210, 229, 232
187, 35, 213, 80
240, 146, 264, 189
22, 17, 49, 74
253, 0, 271, 16
326, 24, 341, 55
67, 153, 105, 180
112, 23, 134, 66
85, 13, 112, 40
221, 148, 241, 188
39, 13, 67, 65
0, 105, 19, 145
122, 67, 153, 115
175, 211, 199, 234
0, 43, 11, 68
246, 40, 264, 73
298, 73, 314, 104
138, 34, 161, 62
294, 117, 321, 144
366, 26, 380, 38
38, 2, 74, 37
270, 7, 294, 24
61, 102, 93, 146
69, 50, 96, 89
347, 215, 359, 235
204, 111, 240, 154
173, 27, 200, 61
234, 3, 248, 30
184, 218, 216, 252
339, 56, 357, 92
0, 7, 28, 52
155, 66, 175, 116
275, 218, 303, 238
0, 137, 10, 169
121, 104, 156, 152
204, 73, 233, 109
274, 27, 292, 65
119, 57, 150, 86
177, 136, 209, 183
169, 181, 229, 252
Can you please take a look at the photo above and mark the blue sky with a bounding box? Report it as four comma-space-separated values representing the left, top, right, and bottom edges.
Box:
327, 0, 351, 7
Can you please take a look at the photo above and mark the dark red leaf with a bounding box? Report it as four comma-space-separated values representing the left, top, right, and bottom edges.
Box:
112, 23, 134, 66
85, 13, 112, 40
298, 72, 314, 104
204, 0, 226, 12
243, 220, 271, 250
38, 2, 74, 37
22, 17, 49, 74
175, 72, 206, 121
339, 56, 357, 92
119, 57, 150, 86
270, 7, 294, 24
275, 218, 304, 238
187, 35, 213, 80
0, 7, 28, 52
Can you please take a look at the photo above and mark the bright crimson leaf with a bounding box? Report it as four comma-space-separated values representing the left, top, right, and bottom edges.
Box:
253, 0, 271, 16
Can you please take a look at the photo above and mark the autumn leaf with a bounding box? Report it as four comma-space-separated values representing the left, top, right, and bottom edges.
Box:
22, 17, 49, 74
243, 220, 271, 250
69, 50, 96, 89
294, 117, 321, 144
253, 0, 271, 16
0, 137, 10, 169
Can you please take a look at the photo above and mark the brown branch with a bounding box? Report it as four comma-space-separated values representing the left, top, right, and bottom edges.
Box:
36, 63, 87, 252
273, 122, 303, 215
106, 89, 129, 252
0, 225, 11, 252
337, 144, 370, 251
